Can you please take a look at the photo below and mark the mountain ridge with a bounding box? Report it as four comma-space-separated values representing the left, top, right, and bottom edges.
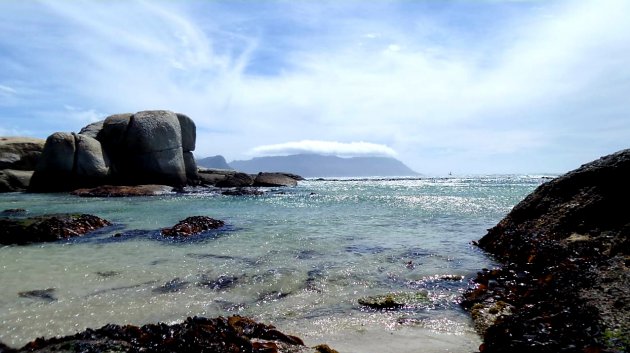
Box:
228, 153, 419, 177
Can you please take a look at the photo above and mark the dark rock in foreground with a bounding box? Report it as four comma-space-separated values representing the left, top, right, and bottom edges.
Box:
3, 316, 326, 353
161, 216, 225, 237
71, 184, 175, 197
463, 149, 630, 353
0, 213, 111, 245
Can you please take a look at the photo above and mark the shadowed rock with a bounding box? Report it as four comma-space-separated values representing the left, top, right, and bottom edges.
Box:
463, 149, 630, 353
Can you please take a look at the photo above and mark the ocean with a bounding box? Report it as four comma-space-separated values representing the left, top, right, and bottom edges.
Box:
0, 176, 546, 352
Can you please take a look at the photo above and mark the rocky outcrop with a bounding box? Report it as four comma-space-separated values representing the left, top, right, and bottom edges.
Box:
215, 172, 255, 187
161, 216, 225, 237
0, 137, 45, 192
29, 110, 199, 192
0, 214, 111, 245
0, 169, 33, 192
71, 185, 174, 197
1, 316, 326, 353
0, 137, 45, 170
463, 149, 630, 353
254, 172, 300, 187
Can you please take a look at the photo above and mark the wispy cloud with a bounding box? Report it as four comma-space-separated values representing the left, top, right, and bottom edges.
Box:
250, 140, 397, 158
0, 0, 629, 173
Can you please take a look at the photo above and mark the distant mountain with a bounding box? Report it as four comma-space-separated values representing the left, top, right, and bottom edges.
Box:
196, 155, 233, 170
229, 154, 419, 177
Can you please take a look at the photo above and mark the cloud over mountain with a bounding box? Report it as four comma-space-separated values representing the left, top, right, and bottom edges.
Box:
250, 140, 397, 158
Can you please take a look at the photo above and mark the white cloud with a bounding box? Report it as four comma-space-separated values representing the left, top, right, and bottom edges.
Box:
1, 0, 629, 173
0, 84, 16, 95
250, 140, 397, 158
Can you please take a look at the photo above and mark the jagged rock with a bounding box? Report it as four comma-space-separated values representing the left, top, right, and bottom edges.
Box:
0, 213, 111, 245
464, 149, 630, 353
71, 184, 174, 197
161, 216, 225, 237
254, 172, 300, 187
0, 137, 45, 170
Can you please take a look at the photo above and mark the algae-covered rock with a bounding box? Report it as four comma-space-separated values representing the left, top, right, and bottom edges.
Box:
3, 316, 330, 353
358, 291, 429, 310
0, 214, 111, 245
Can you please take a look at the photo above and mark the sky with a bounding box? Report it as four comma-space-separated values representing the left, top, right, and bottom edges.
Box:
1, 0, 629, 175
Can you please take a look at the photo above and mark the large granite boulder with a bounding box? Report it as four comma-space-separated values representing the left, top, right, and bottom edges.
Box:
0, 137, 45, 170
29, 110, 199, 191
463, 149, 630, 353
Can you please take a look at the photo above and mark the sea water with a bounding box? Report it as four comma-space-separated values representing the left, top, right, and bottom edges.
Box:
0, 176, 545, 352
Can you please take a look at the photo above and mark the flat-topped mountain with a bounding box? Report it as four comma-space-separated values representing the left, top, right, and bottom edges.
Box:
229, 154, 419, 177
196, 155, 233, 170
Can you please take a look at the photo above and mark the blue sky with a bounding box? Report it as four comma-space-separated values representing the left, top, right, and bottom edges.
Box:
1, 0, 629, 174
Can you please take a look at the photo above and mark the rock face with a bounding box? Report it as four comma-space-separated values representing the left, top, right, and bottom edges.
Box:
0, 137, 45, 170
29, 110, 199, 192
1, 316, 323, 353
0, 214, 111, 245
0, 170, 33, 192
0, 137, 45, 192
463, 149, 630, 353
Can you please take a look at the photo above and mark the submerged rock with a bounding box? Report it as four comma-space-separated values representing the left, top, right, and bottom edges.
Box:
464, 149, 630, 353
18, 288, 57, 302
71, 184, 174, 197
5, 316, 327, 353
358, 291, 429, 310
161, 216, 225, 237
0, 214, 111, 245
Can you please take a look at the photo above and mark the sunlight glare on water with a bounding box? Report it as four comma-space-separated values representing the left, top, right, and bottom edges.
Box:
0, 176, 544, 352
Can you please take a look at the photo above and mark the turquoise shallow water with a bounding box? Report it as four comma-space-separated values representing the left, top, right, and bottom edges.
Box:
0, 176, 545, 352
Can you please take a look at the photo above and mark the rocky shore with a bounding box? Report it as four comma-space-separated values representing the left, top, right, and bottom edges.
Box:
463, 149, 630, 353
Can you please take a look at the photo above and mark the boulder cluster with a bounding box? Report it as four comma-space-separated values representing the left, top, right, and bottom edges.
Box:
29, 110, 198, 192
463, 149, 630, 353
